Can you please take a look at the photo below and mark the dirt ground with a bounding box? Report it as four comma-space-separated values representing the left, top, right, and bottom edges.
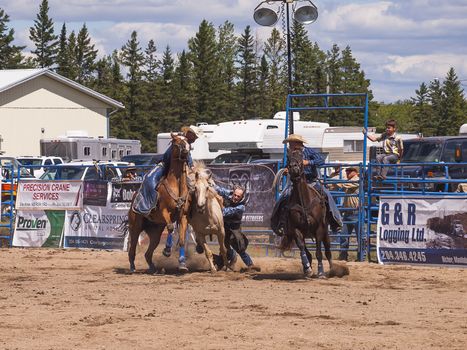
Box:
0, 246, 466, 350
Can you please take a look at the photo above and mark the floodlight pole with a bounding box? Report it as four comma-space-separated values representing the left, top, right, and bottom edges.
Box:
285, 1, 294, 134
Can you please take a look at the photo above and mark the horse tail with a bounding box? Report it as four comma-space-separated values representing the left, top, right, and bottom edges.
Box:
279, 232, 295, 251
272, 168, 287, 191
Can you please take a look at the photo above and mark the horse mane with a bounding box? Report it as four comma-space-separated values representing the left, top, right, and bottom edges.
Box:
192, 160, 210, 179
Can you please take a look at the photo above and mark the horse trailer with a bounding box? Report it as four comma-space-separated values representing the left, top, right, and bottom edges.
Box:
40, 132, 141, 162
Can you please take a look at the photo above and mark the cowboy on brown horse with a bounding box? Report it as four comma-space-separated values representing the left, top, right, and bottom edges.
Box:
271, 134, 343, 237
128, 126, 201, 273
132, 126, 201, 217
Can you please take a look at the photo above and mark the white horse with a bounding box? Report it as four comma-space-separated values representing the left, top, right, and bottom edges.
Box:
188, 163, 228, 273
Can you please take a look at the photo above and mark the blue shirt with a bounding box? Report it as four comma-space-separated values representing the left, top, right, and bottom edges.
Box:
215, 185, 245, 223
302, 147, 324, 182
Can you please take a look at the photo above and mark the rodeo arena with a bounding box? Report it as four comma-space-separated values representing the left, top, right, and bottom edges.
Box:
1, 69, 467, 348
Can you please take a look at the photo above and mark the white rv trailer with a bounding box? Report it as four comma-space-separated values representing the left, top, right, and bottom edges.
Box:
209, 112, 327, 157
157, 123, 228, 161
40, 130, 141, 162
208, 112, 378, 163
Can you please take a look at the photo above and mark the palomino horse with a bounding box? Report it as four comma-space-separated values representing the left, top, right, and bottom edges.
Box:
188, 163, 228, 272
127, 134, 191, 273
276, 149, 334, 278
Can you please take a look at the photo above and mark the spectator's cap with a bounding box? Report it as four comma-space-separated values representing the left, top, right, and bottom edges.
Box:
345, 166, 358, 173
125, 166, 137, 172
182, 125, 202, 139
282, 134, 307, 144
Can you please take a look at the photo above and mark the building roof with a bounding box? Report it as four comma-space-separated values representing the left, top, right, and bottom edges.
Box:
0, 68, 124, 110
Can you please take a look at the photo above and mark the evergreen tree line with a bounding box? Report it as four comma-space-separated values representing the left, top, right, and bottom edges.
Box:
373, 68, 466, 136
1, 1, 465, 150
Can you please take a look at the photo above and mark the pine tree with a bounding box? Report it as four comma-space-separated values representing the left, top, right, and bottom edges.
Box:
0, 8, 25, 69
257, 55, 270, 118
411, 83, 434, 136
66, 30, 79, 80
75, 24, 97, 84
158, 45, 178, 132
120, 31, 145, 145
56, 23, 70, 77
144, 39, 159, 83
29, 0, 58, 68
291, 21, 314, 95
339, 46, 371, 125
140, 39, 160, 149
108, 50, 127, 139
264, 28, 286, 114
441, 67, 465, 136
188, 20, 219, 123
216, 21, 238, 120
428, 78, 444, 136
173, 50, 197, 127
237, 25, 258, 119
326, 44, 342, 94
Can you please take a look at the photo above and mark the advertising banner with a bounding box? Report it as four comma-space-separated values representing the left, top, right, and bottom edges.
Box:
377, 196, 467, 267
16, 180, 82, 210
207, 163, 278, 227
83, 180, 108, 207
109, 181, 140, 209
12, 210, 65, 247
63, 206, 128, 250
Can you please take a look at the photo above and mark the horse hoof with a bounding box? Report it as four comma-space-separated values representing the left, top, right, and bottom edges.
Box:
178, 264, 189, 273
304, 268, 313, 278
318, 272, 327, 279
162, 247, 172, 257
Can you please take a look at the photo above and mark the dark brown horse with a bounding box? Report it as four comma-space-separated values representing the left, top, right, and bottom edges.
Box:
127, 134, 191, 273
281, 149, 334, 278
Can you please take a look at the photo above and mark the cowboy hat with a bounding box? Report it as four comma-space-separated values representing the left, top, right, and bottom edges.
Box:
182, 125, 202, 139
282, 134, 307, 144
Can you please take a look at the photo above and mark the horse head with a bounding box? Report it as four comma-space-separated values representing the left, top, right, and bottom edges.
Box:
171, 133, 190, 161
288, 149, 304, 181
193, 169, 211, 213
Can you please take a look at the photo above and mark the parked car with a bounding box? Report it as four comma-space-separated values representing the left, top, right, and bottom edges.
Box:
17, 156, 64, 179
386, 136, 467, 192
39, 161, 130, 181
120, 153, 163, 166
0, 157, 35, 180
211, 152, 277, 164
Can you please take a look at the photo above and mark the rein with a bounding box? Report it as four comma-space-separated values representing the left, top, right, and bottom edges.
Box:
162, 160, 189, 211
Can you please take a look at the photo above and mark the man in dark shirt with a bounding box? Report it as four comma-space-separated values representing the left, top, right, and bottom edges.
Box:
271, 134, 343, 236
208, 185, 260, 272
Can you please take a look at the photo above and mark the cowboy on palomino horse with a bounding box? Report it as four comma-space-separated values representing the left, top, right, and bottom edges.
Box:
271, 134, 343, 238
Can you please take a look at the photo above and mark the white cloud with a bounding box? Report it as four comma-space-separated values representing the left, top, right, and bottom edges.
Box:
383, 54, 467, 81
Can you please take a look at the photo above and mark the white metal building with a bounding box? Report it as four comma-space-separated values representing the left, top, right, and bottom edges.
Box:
0, 69, 124, 156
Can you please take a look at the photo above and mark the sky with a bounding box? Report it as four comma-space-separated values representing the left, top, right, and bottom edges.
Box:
3, 0, 467, 103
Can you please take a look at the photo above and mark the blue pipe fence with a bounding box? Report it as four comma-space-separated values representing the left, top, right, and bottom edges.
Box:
2, 93, 466, 262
